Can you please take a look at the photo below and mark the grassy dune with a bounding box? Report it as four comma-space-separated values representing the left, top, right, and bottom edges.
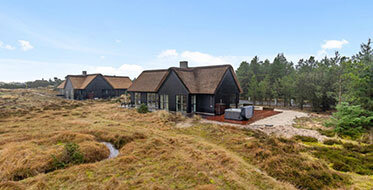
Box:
0, 89, 370, 189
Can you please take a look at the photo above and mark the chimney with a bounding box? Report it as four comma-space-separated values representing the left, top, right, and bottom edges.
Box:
82, 71, 87, 76
179, 61, 188, 68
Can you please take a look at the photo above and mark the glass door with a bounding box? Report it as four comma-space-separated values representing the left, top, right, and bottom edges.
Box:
176, 95, 187, 113
191, 95, 196, 112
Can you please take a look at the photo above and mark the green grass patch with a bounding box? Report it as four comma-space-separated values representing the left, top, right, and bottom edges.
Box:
51, 142, 84, 170
318, 129, 336, 137
294, 135, 318, 142
311, 144, 373, 175
323, 139, 343, 145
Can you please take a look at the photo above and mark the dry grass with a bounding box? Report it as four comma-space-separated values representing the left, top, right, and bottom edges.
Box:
0, 88, 82, 119
0, 89, 369, 189
177, 124, 354, 190
0, 89, 293, 190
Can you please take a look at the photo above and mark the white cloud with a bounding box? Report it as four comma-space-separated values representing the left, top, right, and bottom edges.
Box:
0, 41, 16, 50
18, 40, 34, 51
158, 49, 178, 58
316, 49, 328, 59
180, 51, 231, 66
4, 45, 16, 50
153, 49, 307, 70
321, 39, 348, 49
313, 39, 349, 59
115, 39, 121, 43
100, 56, 105, 59
88, 64, 143, 79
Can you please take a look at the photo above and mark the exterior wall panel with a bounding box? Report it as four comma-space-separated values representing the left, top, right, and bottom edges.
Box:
214, 69, 240, 108
158, 71, 189, 112
64, 79, 74, 99
83, 75, 113, 99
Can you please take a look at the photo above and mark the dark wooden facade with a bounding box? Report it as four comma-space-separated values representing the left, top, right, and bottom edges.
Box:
158, 70, 190, 112
59, 73, 132, 100
128, 63, 242, 114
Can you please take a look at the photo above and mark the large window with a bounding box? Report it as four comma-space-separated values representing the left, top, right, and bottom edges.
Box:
176, 94, 187, 113
160, 94, 169, 111
147, 93, 159, 110
191, 95, 196, 112
135, 93, 141, 106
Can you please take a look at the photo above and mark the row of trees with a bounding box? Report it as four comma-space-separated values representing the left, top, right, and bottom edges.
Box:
236, 39, 373, 112
0, 77, 63, 89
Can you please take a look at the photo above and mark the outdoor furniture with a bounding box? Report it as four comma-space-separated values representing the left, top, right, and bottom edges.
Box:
241, 106, 254, 119
224, 108, 243, 120
224, 106, 254, 121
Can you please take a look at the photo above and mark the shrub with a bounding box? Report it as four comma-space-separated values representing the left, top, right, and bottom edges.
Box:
137, 104, 149, 114
342, 143, 373, 154
318, 129, 335, 137
312, 145, 373, 175
323, 139, 342, 145
294, 135, 318, 142
326, 102, 373, 139
245, 136, 348, 189
52, 142, 84, 170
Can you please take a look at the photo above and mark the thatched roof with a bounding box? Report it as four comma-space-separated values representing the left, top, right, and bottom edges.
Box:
104, 76, 132, 89
172, 65, 242, 94
128, 64, 242, 94
128, 70, 169, 92
56, 81, 66, 89
61, 74, 132, 90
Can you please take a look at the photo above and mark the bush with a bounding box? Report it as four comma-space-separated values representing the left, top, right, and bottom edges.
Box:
323, 139, 342, 145
326, 102, 373, 139
318, 129, 335, 137
246, 136, 348, 189
342, 143, 373, 154
52, 142, 84, 170
294, 135, 318, 142
137, 104, 149, 114
312, 145, 373, 175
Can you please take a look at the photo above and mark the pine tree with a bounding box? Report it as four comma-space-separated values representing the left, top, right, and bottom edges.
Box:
247, 74, 259, 105
236, 61, 250, 98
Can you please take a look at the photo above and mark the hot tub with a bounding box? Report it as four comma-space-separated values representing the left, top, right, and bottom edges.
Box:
224, 106, 254, 121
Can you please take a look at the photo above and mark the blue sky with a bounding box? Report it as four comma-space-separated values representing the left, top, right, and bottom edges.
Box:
0, 0, 372, 82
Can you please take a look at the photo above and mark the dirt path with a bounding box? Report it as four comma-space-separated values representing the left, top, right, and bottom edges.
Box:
202, 109, 328, 141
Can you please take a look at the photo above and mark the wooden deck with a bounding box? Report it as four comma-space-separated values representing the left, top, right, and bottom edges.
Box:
204, 110, 281, 125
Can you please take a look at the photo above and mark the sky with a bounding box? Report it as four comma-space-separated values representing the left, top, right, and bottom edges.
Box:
0, 0, 372, 82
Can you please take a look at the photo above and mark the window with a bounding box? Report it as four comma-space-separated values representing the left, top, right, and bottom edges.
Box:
102, 89, 110, 96
160, 94, 169, 111
176, 94, 187, 113
135, 93, 141, 106
191, 95, 196, 112
147, 93, 159, 110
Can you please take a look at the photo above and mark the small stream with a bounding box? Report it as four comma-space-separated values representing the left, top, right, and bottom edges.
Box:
102, 142, 119, 159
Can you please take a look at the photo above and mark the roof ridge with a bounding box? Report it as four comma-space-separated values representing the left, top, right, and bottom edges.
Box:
142, 69, 169, 72
171, 64, 231, 70
67, 74, 101, 77
103, 75, 130, 78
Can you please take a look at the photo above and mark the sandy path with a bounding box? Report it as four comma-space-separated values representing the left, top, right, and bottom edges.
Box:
249, 109, 308, 126
202, 109, 328, 141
